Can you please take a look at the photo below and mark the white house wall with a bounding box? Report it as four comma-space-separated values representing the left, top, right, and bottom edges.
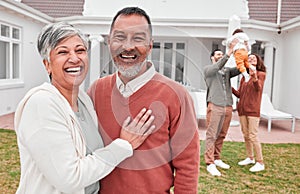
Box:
244, 27, 300, 118
0, 9, 47, 115
83, 0, 249, 20
277, 28, 300, 118
185, 37, 214, 90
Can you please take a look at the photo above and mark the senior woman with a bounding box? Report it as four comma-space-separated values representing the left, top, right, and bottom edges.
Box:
14, 22, 155, 194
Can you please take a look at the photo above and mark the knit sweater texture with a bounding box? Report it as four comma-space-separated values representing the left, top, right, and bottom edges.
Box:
14, 82, 133, 194
88, 73, 200, 194
232, 71, 266, 117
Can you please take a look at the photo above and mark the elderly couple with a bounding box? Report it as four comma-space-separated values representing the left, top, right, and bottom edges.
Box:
14, 7, 200, 194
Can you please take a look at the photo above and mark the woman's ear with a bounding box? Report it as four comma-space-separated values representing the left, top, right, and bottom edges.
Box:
43, 59, 51, 75
43, 59, 52, 81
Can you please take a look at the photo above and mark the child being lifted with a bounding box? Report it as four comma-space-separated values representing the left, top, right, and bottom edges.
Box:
227, 28, 255, 82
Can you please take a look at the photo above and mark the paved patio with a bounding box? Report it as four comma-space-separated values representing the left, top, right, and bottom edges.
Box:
1, 111, 299, 144
198, 111, 300, 144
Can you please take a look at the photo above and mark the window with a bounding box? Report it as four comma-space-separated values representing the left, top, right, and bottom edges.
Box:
175, 43, 185, 82
163, 43, 173, 78
99, 39, 187, 83
251, 41, 265, 59
99, 36, 116, 77
150, 41, 186, 83
0, 23, 21, 81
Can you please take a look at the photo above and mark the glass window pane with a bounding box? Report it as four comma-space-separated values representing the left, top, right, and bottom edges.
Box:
0, 41, 9, 79
1, 24, 10, 37
176, 43, 185, 50
175, 43, 185, 82
151, 42, 160, 72
13, 43, 20, 78
163, 43, 173, 78
13, 28, 20, 39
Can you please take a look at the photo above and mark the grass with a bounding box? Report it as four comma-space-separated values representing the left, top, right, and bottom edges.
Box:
0, 128, 299, 193
0, 129, 20, 194
199, 141, 300, 193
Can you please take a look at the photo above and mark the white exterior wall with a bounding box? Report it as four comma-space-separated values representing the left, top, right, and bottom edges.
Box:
185, 38, 215, 90
245, 27, 300, 117
0, 10, 47, 115
84, 0, 249, 20
277, 29, 300, 118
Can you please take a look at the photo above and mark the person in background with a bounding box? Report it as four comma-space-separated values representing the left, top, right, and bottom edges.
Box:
203, 40, 239, 177
227, 28, 255, 82
88, 7, 200, 194
232, 53, 266, 172
14, 22, 155, 194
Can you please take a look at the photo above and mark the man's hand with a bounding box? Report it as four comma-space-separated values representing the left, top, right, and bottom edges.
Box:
227, 38, 238, 56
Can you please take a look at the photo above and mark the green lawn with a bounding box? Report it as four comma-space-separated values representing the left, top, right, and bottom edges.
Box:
198, 141, 300, 193
0, 129, 20, 194
1, 128, 299, 193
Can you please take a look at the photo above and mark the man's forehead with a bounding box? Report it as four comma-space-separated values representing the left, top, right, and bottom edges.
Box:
215, 51, 223, 55
112, 25, 149, 33
113, 15, 148, 28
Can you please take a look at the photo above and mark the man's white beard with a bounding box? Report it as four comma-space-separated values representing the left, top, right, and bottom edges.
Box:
117, 60, 147, 78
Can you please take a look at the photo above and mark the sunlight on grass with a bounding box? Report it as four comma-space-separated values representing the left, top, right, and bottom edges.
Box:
0, 128, 299, 193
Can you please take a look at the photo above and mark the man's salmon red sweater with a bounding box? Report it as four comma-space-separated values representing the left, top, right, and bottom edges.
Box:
88, 73, 200, 194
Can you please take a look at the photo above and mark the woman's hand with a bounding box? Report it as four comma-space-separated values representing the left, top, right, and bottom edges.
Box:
120, 108, 155, 149
250, 68, 258, 81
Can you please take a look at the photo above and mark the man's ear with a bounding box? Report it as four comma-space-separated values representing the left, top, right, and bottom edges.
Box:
107, 35, 111, 46
149, 39, 153, 50
146, 39, 153, 58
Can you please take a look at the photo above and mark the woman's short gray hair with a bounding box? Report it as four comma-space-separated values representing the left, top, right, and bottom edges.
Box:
37, 22, 89, 60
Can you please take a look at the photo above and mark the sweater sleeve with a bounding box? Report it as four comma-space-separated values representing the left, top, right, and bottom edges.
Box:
169, 90, 200, 194
232, 87, 240, 98
93, 138, 132, 166
232, 77, 244, 98
204, 55, 229, 77
229, 67, 241, 78
252, 71, 266, 91
17, 92, 132, 193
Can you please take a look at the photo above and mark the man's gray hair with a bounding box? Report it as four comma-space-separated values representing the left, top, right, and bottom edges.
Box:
37, 22, 89, 60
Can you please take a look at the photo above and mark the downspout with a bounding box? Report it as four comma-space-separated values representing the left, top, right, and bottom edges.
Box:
277, 0, 282, 33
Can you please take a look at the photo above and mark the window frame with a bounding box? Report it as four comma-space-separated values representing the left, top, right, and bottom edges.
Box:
149, 39, 187, 83
0, 22, 23, 89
